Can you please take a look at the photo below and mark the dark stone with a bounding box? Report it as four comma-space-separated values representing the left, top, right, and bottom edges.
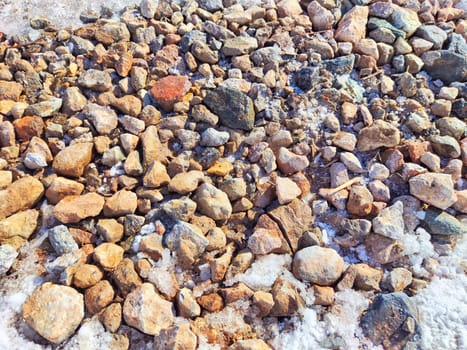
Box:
294, 66, 320, 92
361, 293, 420, 350
180, 30, 207, 52
195, 147, 221, 169
416, 25, 447, 50
198, 0, 224, 12
446, 33, 467, 56
452, 98, 466, 119
204, 87, 255, 130
367, 18, 406, 38
322, 55, 355, 75
422, 50, 467, 84
80, 10, 100, 23
422, 208, 467, 236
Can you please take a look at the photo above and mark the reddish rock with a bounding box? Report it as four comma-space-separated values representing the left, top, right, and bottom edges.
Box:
150, 76, 191, 111
14, 116, 45, 141
335, 6, 369, 45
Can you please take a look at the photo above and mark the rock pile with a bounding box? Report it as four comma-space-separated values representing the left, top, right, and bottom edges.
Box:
0, 0, 465, 349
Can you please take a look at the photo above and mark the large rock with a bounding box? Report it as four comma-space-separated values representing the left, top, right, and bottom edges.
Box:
390, 5, 421, 37
357, 120, 400, 152
52, 142, 93, 178
0, 209, 38, 240
360, 292, 419, 350
83, 103, 118, 135
22, 283, 84, 344
45, 177, 85, 204
293, 246, 344, 285
422, 208, 467, 235
222, 37, 258, 56
422, 50, 467, 84
335, 6, 369, 45
123, 283, 174, 335
0, 176, 44, 220
53, 193, 105, 223
204, 87, 255, 131
194, 183, 232, 221
409, 173, 457, 210
103, 190, 137, 217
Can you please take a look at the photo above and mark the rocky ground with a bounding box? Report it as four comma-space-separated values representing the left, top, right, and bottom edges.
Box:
0, 0, 466, 349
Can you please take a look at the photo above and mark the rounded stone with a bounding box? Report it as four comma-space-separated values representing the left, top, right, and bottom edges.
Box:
293, 246, 344, 285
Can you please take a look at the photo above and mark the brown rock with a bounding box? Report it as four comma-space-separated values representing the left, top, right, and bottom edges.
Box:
22, 283, 84, 344
0, 80, 22, 101
52, 142, 93, 178
141, 125, 168, 167
99, 303, 122, 333
347, 185, 373, 217
14, 116, 45, 141
53, 193, 105, 224
231, 339, 272, 350
84, 279, 115, 314
312, 285, 335, 306
364, 234, 403, 265
252, 291, 274, 317
154, 323, 197, 350
0, 209, 38, 240
168, 170, 204, 194
96, 218, 124, 242
277, 0, 302, 18
112, 258, 142, 296
45, 177, 85, 204
143, 161, 170, 188
270, 277, 304, 317
72, 264, 103, 289
353, 264, 383, 291
103, 190, 137, 217
93, 242, 124, 270
307, 1, 334, 31
0, 176, 44, 220
197, 293, 224, 313
176, 288, 201, 319
357, 120, 400, 152
276, 147, 309, 175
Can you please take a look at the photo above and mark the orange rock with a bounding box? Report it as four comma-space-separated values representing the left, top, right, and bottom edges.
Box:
150, 75, 191, 111
13, 116, 45, 141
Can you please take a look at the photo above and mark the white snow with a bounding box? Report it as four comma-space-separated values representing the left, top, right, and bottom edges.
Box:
64, 317, 115, 350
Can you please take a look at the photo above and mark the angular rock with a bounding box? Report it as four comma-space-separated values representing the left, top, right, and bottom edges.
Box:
0, 176, 44, 220
409, 173, 457, 210
78, 69, 112, 92
150, 76, 191, 112
276, 177, 301, 205
94, 243, 124, 270
103, 190, 137, 217
85, 280, 115, 315
22, 283, 84, 344
390, 5, 421, 37
293, 246, 344, 285
48, 225, 79, 255
52, 142, 93, 178
54, 193, 105, 224
194, 183, 232, 221
372, 201, 405, 240
335, 6, 369, 45
45, 177, 84, 204
0, 244, 17, 275
222, 37, 258, 56
357, 120, 400, 152
276, 147, 309, 175
83, 103, 118, 135
0, 80, 22, 101
0, 209, 38, 240
294, 66, 320, 92
422, 50, 467, 84
168, 171, 204, 194
347, 185, 373, 217
72, 264, 103, 289
166, 221, 209, 259
269, 277, 304, 317
422, 208, 467, 236
153, 324, 197, 350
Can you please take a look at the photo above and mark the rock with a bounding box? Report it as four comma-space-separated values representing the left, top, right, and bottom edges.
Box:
204, 87, 255, 131
307, 1, 334, 31
194, 183, 232, 221
390, 5, 421, 37
0, 170, 12, 189
94, 243, 124, 270
168, 171, 204, 194
52, 142, 93, 178
14, 116, 45, 141
150, 76, 191, 112
0, 176, 44, 220
0, 80, 22, 101
340, 152, 364, 173
422, 50, 467, 84
99, 303, 122, 333
166, 221, 209, 261
191, 40, 218, 64
231, 339, 272, 350
222, 37, 258, 56
360, 293, 419, 350
72, 264, 103, 289
200, 128, 230, 147
161, 197, 197, 222
143, 161, 170, 188
347, 185, 373, 217
112, 258, 142, 296
335, 6, 369, 45
22, 283, 84, 344
83, 103, 118, 135
429, 135, 461, 158
252, 291, 274, 316
46, 177, 84, 204
123, 283, 174, 335
48, 225, 79, 255
357, 120, 400, 152
176, 288, 201, 319
25, 98, 62, 118
248, 227, 283, 255
85, 280, 115, 314
269, 277, 304, 317
312, 285, 334, 306
96, 22, 130, 43
372, 201, 404, 240
78, 69, 112, 92
54, 193, 105, 224
293, 246, 344, 285
436, 117, 466, 140
197, 292, 224, 312
96, 219, 124, 242
0, 244, 17, 275
409, 173, 457, 210
417, 25, 447, 50
103, 190, 137, 217
352, 264, 383, 291
153, 324, 197, 350
277, 0, 302, 18
24, 153, 47, 169
276, 147, 309, 175
387, 268, 412, 292
141, 126, 168, 167
294, 66, 320, 92
276, 177, 301, 205
140, 0, 159, 18
422, 208, 467, 236
0, 209, 38, 240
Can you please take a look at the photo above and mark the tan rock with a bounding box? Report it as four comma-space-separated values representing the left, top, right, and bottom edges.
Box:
252, 291, 274, 317
197, 293, 224, 313
0, 176, 44, 220
52, 142, 93, 178
154, 323, 197, 350
103, 190, 137, 217
387, 267, 412, 292
248, 228, 283, 255
143, 161, 170, 188
96, 218, 124, 242
99, 303, 122, 333
312, 285, 335, 306
141, 125, 168, 168
194, 183, 232, 221
347, 185, 373, 217
45, 177, 85, 204
270, 277, 304, 317
123, 283, 175, 335
22, 283, 84, 344
0, 209, 38, 240
276, 177, 301, 205
176, 288, 201, 319
357, 120, 400, 152
94, 243, 124, 270
54, 193, 105, 224
409, 173, 457, 210
352, 263, 383, 291
293, 246, 344, 285
335, 6, 369, 45
140, 234, 164, 260
231, 339, 272, 350
84, 279, 115, 314
307, 1, 334, 31
0, 170, 12, 189
72, 264, 103, 289
276, 147, 309, 175
168, 170, 204, 194
277, 0, 303, 18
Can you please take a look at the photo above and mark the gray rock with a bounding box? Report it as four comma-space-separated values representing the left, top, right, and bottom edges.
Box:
24, 152, 47, 169
423, 208, 467, 235
416, 25, 447, 50
199, 0, 224, 12
446, 33, 467, 56
48, 225, 79, 255
83, 103, 118, 135
200, 128, 229, 147
390, 5, 421, 37
202, 21, 235, 40
250, 46, 282, 66
372, 201, 405, 240
429, 135, 461, 158
194, 183, 232, 221
222, 36, 258, 56
435, 117, 466, 140
368, 18, 406, 39
140, 0, 159, 19
294, 66, 320, 92
25, 98, 62, 118
191, 41, 218, 64
422, 50, 467, 84
70, 35, 95, 55
166, 221, 209, 257
204, 87, 255, 131
78, 69, 112, 92
361, 292, 419, 349
322, 55, 355, 75
180, 30, 207, 52
293, 246, 344, 285
0, 244, 17, 276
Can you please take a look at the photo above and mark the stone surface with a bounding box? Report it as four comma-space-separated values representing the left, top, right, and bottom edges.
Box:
276, 177, 301, 205
54, 193, 105, 224
22, 283, 84, 344
347, 185, 373, 217
0, 176, 44, 220
276, 147, 310, 175
194, 183, 232, 221
293, 246, 344, 285
372, 201, 405, 240
103, 190, 137, 217
409, 173, 457, 210
143, 161, 170, 188
150, 76, 191, 111
357, 120, 400, 152
78, 69, 112, 92
335, 6, 369, 45
269, 277, 304, 317
0, 209, 38, 240
123, 283, 174, 335
422, 208, 467, 236
52, 143, 93, 178
72, 264, 103, 289
204, 87, 255, 131
48, 225, 79, 255
85, 280, 115, 314
93, 242, 124, 270
422, 50, 467, 84
153, 324, 197, 350
168, 171, 204, 194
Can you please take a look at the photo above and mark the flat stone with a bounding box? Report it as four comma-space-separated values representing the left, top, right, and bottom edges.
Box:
0, 209, 38, 240
293, 246, 344, 285
52, 142, 93, 178
123, 283, 174, 335
422, 208, 467, 236
194, 183, 232, 221
22, 283, 84, 344
103, 190, 137, 217
53, 193, 105, 224
222, 37, 258, 56
0, 176, 44, 220
204, 87, 255, 131
409, 173, 457, 210
357, 120, 400, 152
150, 76, 191, 112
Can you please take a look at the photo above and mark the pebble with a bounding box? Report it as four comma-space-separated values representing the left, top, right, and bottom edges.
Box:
143, 161, 171, 188
222, 37, 258, 56
293, 246, 344, 285
123, 283, 174, 335
83, 103, 118, 135
429, 135, 461, 159
409, 173, 457, 210
96, 219, 124, 242
93, 242, 124, 270
200, 128, 230, 147
276, 147, 310, 175
154, 324, 197, 350
48, 225, 79, 255
22, 283, 84, 344
112, 258, 142, 296
52, 142, 93, 178
307, 1, 334, 31
54, 193, 105, 224
85, 279, 115, 314
72, 264, 103, 289
387, 268, 412, 292
194, 183, 232, 221
347, 185, 373, 217
78, 69, 112, 92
